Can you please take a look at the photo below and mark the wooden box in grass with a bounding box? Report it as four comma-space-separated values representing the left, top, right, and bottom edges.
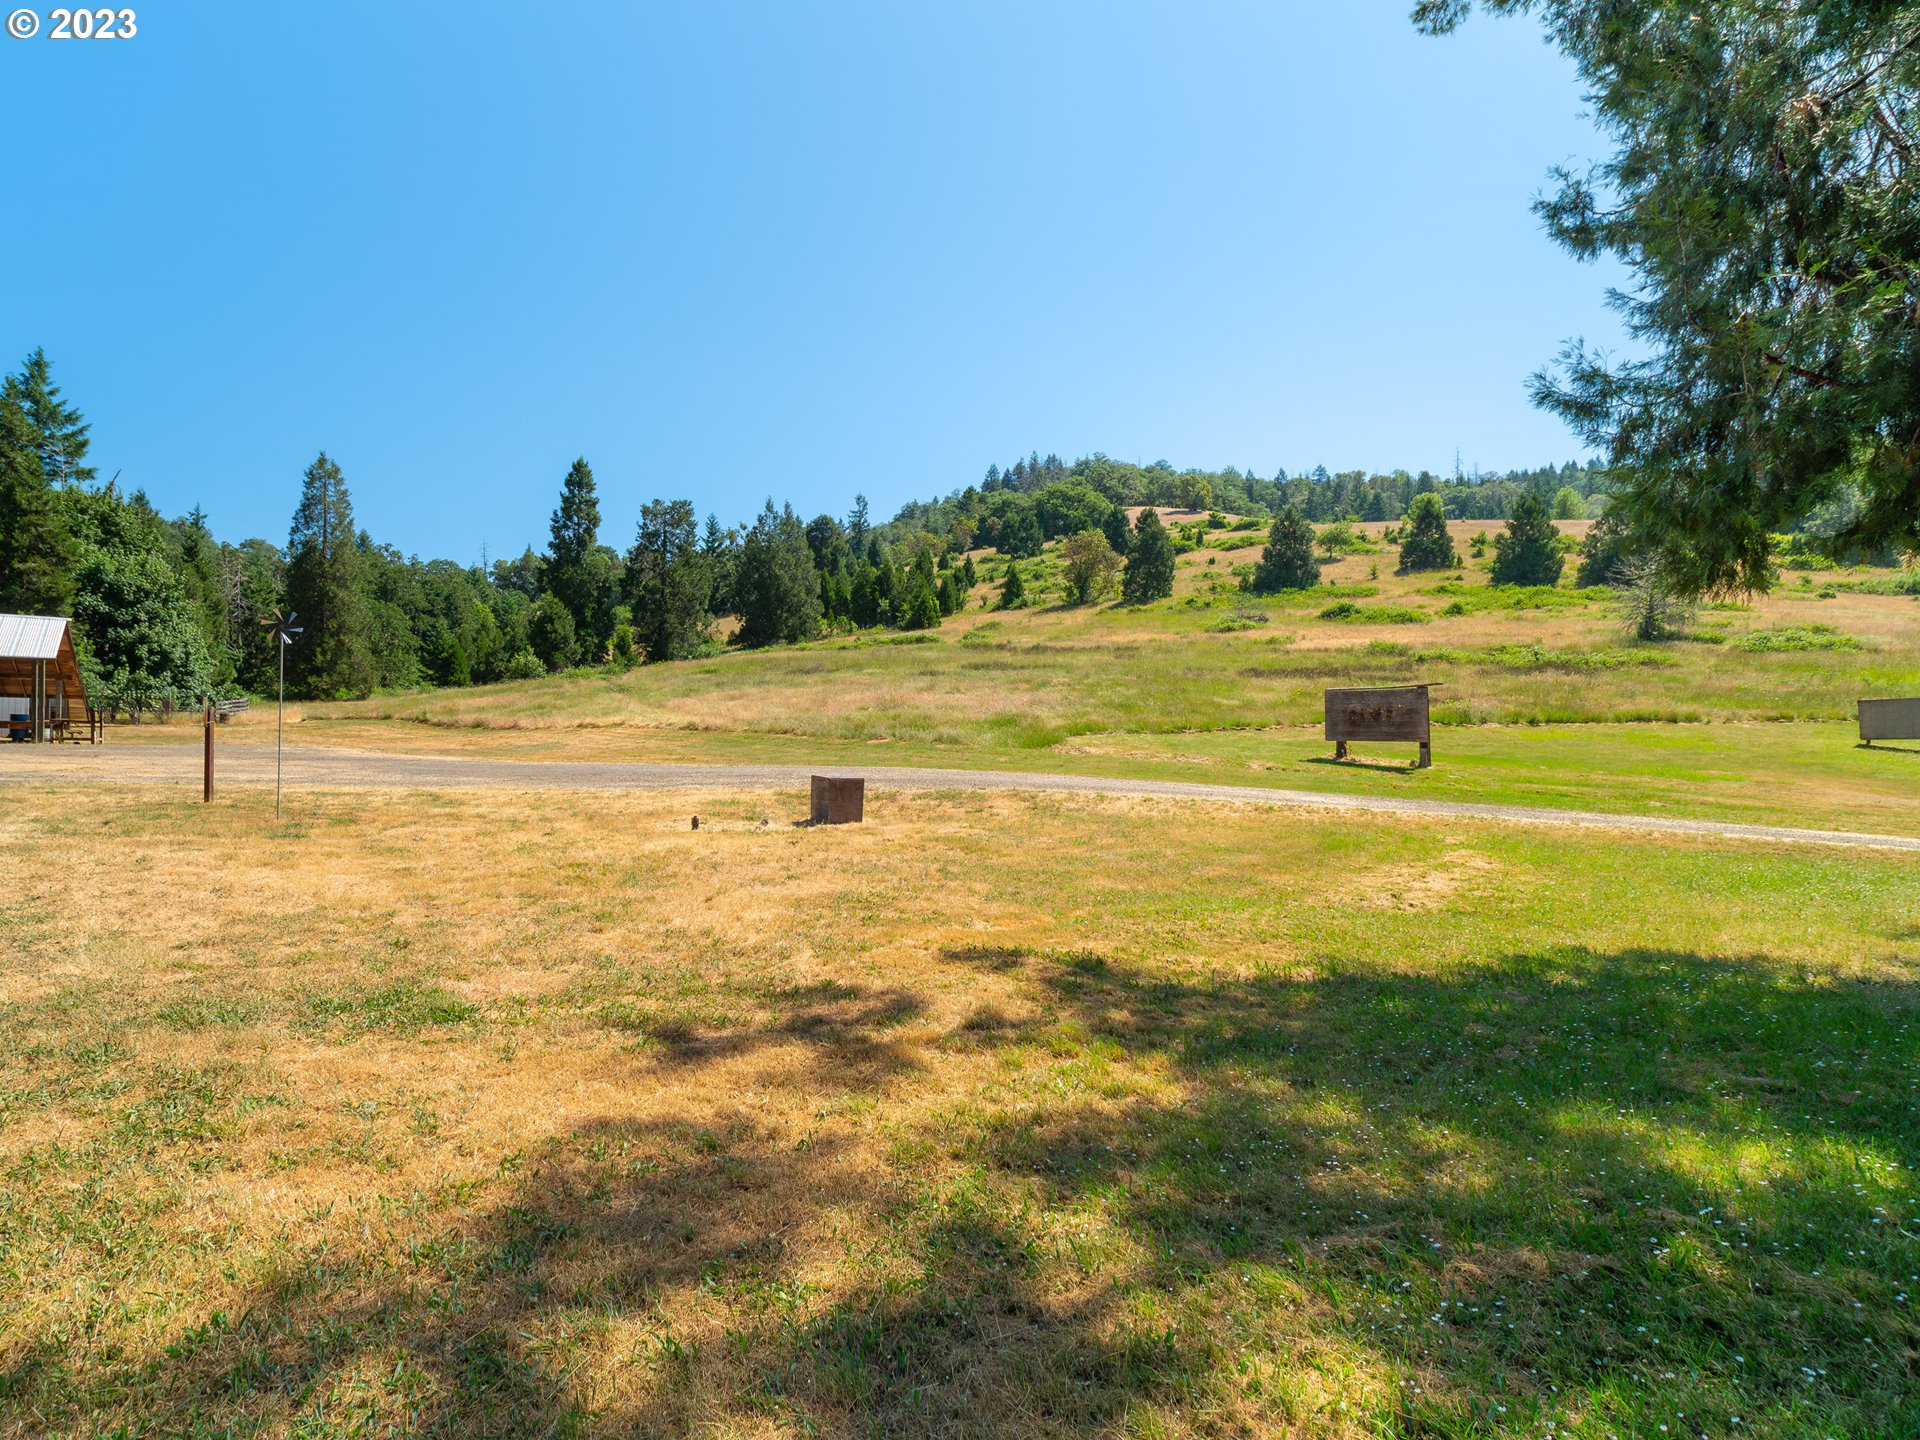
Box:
810, 775, 865, 825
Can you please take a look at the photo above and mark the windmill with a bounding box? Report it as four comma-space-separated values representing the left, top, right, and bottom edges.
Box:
262, 609, 303, 818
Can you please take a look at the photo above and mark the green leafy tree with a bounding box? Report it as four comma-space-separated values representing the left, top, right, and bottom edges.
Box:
1550, 485, 1586, 520
734, 501, 822, 646
545, 458, 603, 641
627, 499, 711, 662
1249, 506, 1320, 592
1396, 493, 1459, 573
1417, 1, 1920, 588
1491, 491, 1566, 587
998, 561, 1026, 609
1061, 530, 1122, 605
284, 452, 374, 699
1122, 508, 1176, 603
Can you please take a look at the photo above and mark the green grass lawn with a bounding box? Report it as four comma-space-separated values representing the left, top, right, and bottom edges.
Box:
1, 784, 1915, 1437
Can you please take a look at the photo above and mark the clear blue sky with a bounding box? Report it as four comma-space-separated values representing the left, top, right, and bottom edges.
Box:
2, 1, 1620, 560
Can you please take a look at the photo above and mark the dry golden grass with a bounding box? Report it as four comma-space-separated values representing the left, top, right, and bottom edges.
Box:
2, 781, 1917, 1437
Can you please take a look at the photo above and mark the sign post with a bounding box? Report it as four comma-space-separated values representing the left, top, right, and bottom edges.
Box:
1324, 684, 1439, 768
203, 701, 215, 802
262, 610, 303, 818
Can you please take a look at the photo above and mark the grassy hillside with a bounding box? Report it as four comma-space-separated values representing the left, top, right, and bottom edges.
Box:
221, 519, 1920, 833
3, 782, 1915, 1437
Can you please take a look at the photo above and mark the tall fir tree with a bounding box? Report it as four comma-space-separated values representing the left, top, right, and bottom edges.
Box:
545, 458, 602, 640
627, 498, 711, 662
284, 452, 374, 699
0, 385, 74, 613
12, 348, 95, 487
1249, 506, 1320, 592
1396, 493, 1459, 573
1121, 508, 1176, 603
1490, 491, 1565, 588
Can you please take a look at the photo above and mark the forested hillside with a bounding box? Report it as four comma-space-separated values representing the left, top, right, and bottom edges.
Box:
0, 347, 1845, 709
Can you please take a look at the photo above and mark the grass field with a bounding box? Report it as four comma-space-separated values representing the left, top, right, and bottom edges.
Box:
145, 520, 1920, 836
2, 782, 1916, 1437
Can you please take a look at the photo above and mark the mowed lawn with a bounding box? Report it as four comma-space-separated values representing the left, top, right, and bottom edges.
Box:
1, 785, 1915, 1437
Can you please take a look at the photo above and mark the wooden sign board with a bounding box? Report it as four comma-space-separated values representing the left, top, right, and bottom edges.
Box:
1325, 684, 1435, 768
1860, 698, 1920, 744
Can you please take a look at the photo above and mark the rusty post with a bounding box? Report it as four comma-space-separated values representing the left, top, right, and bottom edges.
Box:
203, 703, 215, 802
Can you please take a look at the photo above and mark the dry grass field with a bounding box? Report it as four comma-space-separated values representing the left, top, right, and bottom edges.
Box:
2, 781, 1916, 1437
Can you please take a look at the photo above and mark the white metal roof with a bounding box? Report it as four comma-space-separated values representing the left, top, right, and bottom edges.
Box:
0, 614, 71, 661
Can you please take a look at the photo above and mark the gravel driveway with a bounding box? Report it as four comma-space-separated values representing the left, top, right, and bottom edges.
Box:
4, 740, 1917, 852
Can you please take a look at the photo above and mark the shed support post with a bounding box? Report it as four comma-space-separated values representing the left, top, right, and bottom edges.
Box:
31, 660, 44, 744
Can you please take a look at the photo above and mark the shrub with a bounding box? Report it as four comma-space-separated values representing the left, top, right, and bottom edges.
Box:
1061, 530, 1122, 605
1736, 624, 1862, 653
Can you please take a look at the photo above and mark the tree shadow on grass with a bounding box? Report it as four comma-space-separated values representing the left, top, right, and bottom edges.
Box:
21, 950, 1920, 1436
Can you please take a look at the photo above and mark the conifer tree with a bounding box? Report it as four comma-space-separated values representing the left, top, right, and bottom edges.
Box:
902, 570, 942, 629
1396, 493, 1459, 573
1491, 491, 1565, 587
999, 561, 1025, 609
0, 386, 74, 613
13, 348, 95, 487
734, 501, 823, 646
546, 459, 602, 640
1122, 507, 1176, 603
284, 452, 374, 698
627, 498, 711, 661
1249, 506, 1320, 592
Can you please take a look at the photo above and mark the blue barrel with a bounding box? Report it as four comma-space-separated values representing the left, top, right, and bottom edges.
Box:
7, 713, 28, 742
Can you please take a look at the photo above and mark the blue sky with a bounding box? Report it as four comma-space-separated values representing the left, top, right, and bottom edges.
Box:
2, 1, 1620, 560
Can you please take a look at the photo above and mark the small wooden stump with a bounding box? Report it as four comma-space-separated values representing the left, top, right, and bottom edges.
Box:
810, 775, 865, 825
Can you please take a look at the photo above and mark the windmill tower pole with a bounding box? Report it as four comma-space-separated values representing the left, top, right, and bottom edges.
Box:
277, 633, 285, 819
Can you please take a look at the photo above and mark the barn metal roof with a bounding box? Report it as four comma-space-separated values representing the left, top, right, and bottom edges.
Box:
0, 613, 70, 661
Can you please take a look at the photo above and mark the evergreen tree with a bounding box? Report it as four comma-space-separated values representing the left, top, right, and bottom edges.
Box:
1121, 508, 1176, 603
961, 555, 978, 592
935, 570, 960, 617
545, 458, 602, 639
284, 452, 374, 699
734, 501, 823, 646
902, 570, 941, 629
12, 348, 95, 487
527, 591, 577, 671
627, 499, 711, 661
1102, 504, 1133, 557
1249, 506, 1321, 592
1491, 491, 1566, 587
1396, 493, 1459, 573
1418, 1, 1920, 587
0, 387, 74, 613
999, 561, 1026, 609
1576, 507, 1635, 588
846, 493, 869, 553
702, 515, 738, 615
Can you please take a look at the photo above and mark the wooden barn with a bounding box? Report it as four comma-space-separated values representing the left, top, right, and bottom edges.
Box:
0, 613, 98, 743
